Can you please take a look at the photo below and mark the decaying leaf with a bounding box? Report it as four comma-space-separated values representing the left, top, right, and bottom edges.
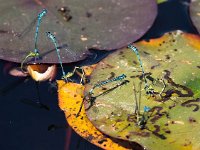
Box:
27, 64, 57, 82
0, 0, 157, 63
84, 31, 200, 150
57, 80, 143, 150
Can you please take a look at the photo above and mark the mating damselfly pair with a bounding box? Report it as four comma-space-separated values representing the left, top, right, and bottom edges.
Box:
82, 35, 200, 146
16, 9, 85, 83
76, 44, 168, 130
1, 6, 81, 63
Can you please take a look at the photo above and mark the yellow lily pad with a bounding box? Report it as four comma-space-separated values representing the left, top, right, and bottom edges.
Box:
57, 80, 142, 149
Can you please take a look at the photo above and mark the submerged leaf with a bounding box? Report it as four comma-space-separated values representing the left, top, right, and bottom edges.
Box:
0, 0, 157, 63
84, 31, 200, 150
57, 81, 143, 150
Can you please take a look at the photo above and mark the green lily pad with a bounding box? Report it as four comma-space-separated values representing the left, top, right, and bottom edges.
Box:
190, 0, 200, 33
0, 0, 157, 63
84, 31, 200, 150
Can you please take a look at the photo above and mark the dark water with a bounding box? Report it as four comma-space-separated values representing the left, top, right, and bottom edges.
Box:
0, 0, 197, 150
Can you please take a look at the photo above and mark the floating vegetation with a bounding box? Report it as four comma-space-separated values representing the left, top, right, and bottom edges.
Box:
0, 0, 157, 63
83, 31, 200, 150
57, 80, 143, 150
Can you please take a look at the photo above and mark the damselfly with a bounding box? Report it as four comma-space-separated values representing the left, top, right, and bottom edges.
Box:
46, 32, 85, 83
128, 44, 166, 98
20, 9, 47, 72
76, 74, 127, 117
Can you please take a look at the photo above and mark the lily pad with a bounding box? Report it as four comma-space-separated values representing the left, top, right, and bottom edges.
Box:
84, 31, 200, 150
57, 80, 143, 150
0, 0, 157, 63
190, 0, 200, 33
